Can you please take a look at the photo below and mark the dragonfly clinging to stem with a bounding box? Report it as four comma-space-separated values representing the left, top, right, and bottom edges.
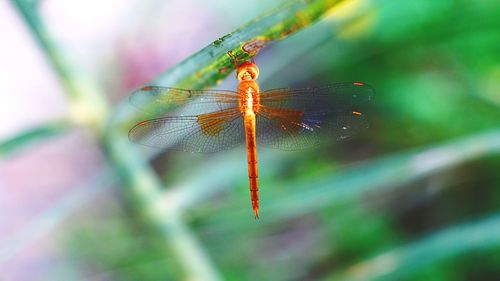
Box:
128, 60, 374, 219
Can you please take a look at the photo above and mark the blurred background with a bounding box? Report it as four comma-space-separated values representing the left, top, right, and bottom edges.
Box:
1, 0, 500, 280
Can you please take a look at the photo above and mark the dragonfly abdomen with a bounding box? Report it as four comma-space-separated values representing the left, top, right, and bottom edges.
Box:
244, 113, 259, 219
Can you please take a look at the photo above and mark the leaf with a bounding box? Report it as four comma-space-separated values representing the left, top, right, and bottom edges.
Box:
328, 213, 500, 281
109, 0, 350, 133
265, 130, 500, 220
0, 120, 70, 158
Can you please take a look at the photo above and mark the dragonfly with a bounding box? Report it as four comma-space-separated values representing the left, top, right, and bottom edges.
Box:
128, 61, 374, 219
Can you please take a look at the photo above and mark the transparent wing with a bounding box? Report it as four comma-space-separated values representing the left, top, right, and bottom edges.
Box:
129, 86, 240, 116
256, 82, 374, 150
129, 109, 245, 153
129, 87, 244, 153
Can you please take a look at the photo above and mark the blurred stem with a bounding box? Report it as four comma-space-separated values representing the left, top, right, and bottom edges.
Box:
161, 215, 224, 281
11, 1, 223, 280
328, 213, 500, 281
0, 119, 70, 158
107, 139, 225, 281
11, 0, 109, 133
12, 1, 73, 96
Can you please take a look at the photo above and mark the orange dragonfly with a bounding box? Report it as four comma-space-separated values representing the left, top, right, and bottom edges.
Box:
128, 61, 374, 219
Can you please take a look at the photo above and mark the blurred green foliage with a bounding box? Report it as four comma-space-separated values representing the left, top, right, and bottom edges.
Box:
7, 0, 500, 280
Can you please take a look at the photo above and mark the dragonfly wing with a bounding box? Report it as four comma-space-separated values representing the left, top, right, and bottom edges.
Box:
129, 87, 244, 153
129, 108, 244, 153
256, 82, 374, 150
129, 86, 240, 116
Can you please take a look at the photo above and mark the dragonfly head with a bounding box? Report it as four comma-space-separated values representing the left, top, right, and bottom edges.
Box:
236, 62, 259, 81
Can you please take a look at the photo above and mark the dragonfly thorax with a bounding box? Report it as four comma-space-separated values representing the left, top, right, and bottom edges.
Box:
238, 80, 260, 114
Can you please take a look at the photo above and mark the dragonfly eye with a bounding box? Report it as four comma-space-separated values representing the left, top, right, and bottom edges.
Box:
236, 62, 259, 81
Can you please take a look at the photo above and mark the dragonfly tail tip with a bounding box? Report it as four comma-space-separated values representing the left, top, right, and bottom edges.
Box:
253, 209, 259, 220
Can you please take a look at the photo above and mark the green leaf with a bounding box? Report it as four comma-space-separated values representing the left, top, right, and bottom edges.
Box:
108, 0, 351, 133
0, 120, 70, 158
328, 213, 500, 281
